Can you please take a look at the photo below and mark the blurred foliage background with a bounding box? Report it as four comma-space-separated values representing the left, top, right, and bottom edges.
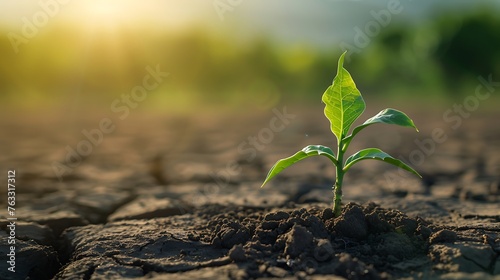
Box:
0, 0, 499, 113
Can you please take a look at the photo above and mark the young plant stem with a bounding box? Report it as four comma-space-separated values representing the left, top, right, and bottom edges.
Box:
260, 53, 421, 218
333, 140, 345, 217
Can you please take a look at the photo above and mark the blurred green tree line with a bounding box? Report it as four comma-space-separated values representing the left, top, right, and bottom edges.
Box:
0, 8, 499, 110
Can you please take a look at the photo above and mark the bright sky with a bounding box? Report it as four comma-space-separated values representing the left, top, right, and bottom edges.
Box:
0, 1, 210, 30
1, 0, 499, 47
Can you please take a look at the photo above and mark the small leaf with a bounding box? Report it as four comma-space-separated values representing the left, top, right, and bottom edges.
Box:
322, 51, 366, 143
343, 108, 418, 148
343, 148, 421, 178
261, 145, 337, 188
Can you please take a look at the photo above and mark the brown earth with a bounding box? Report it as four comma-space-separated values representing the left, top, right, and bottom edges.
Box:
0, 105, 499, 279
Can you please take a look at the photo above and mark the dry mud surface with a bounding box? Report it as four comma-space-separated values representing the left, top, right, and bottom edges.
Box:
0, 106, 499, 279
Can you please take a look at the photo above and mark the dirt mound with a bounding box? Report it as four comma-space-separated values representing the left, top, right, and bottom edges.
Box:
206, 202, 431, 279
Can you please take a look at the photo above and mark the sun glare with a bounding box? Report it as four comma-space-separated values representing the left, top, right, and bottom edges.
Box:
75, 0, 137, 31
65, 0, 207, 32
38, 1, 212, 96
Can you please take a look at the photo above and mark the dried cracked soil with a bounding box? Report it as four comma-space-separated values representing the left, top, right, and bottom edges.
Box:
0, 107, 499, 279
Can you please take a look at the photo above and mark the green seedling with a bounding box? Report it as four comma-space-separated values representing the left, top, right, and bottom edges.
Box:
261, 51, 421, 217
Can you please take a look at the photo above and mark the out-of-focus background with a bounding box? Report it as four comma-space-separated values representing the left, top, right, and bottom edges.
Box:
1, 0, 499, 114
1, 0, 499, 186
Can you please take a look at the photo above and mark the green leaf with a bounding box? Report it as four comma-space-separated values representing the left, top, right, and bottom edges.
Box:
342, 108, 419, 149
343, 148, 421, 178
322, 51, 366, 143
261, 145, 337, 188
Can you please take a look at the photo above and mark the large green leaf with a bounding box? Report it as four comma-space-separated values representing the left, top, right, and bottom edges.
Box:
343, 148, 421, 178
342, 108, 419, 148
322, 51, 365, 143
261, 145, 337, 187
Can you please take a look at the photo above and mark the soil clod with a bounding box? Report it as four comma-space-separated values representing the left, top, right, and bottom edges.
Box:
430, 229, 458, 244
